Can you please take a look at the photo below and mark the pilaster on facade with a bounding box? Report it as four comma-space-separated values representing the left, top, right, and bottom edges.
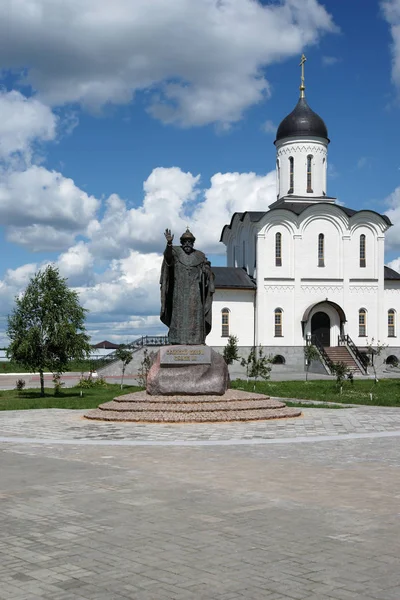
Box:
377, 235, 385, 341
342, 234, 351, 333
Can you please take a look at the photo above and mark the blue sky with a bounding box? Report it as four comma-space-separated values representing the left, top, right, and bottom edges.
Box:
0, 0, 400, 344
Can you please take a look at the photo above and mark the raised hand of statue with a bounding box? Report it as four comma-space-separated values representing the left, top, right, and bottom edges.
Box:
164, 229, 174, 245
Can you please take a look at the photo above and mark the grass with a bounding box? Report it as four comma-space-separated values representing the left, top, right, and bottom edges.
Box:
230, 378, 400, 407
285, 401, 347, 409
1, 378, 400, 411
0, 384, 142, 411
0, 359, 100, 374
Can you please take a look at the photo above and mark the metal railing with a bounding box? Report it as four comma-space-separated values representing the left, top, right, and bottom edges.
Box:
338, 334, 369, 374
308, 334, 334, 374
92, 335, 169, 370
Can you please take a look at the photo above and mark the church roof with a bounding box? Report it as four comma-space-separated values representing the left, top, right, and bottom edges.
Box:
212, 267, 256, 289
275, 96, 329, 143
384, 265, 400, 280
220, 204, 392, 240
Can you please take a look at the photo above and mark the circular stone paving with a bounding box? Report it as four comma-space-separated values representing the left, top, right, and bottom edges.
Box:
0, 404, 400, 446
84, 389, 302, 422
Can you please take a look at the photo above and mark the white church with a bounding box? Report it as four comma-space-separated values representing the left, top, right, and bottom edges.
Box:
208, 57, 400, 374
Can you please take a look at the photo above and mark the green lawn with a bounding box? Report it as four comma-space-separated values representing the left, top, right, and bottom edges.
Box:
231, 379, 400, 407
0, 379, 399, 411
0, 384, 142, 411
0, 359, 101, 374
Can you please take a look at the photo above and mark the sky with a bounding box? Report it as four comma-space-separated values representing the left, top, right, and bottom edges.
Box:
1, 0, 400, 345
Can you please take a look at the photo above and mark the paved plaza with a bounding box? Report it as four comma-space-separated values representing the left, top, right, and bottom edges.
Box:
1, 406, 400, 599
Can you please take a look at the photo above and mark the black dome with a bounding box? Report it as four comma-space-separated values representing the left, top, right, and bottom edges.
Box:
275, 97, 329, 143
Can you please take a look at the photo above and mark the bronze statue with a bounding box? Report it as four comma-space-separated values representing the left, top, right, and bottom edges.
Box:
160, 228, 214, 344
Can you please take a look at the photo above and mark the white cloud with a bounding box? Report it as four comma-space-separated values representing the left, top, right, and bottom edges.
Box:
262, 119, 277, 134
6, 225, 77, 252
385, 185, 400, 250
0, 90, 57, 162
357, 157, 369, 169
58, 242, 95, 286
0, 165, 100, 251
4, 263, 38, 287
88, 166, 276, 259
77, 250, 162, 317
388, 257, 400, 272
382, 0, 400, 88
0, 165, 277, 342
322, 55, 339, 66
0, 0, 337, 126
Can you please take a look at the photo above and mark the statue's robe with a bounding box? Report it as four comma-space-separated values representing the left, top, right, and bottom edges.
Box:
160, 246, 214, 345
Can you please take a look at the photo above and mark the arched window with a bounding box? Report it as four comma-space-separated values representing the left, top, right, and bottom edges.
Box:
272, 354, 285, 365
386, 355, 398, 366
307, 155, 313, 193
276, 159, 280, 197
359, 308, 367, 337
318, 233, 325, 267
221, 308, 230, 337
388, 309, 396, 337
275, 232, 282, 266
274, 308, 283, 337
288, 157, 294, 194
360, 234, 366, 268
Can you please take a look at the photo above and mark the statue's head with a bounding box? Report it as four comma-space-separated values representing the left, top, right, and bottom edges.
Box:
180, 228, 195, 254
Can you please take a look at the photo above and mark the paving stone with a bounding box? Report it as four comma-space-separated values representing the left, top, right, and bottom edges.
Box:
0, 407, 400, 598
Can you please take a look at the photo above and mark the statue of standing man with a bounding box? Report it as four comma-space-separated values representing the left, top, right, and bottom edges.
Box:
160, 228, 215, 345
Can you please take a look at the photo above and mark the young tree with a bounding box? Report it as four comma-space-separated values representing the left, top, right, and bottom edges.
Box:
223, 335, 239, 365
331, 361, 351, 392
115, 347, 133, 389
241, 346, 272, 391
365, 338, 388, 383
7, 265, 91, 396
303, 344, 320, 381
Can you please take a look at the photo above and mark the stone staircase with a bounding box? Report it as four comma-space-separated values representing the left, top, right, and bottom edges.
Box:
84, 389, 302, 423
324, 346, 361, 374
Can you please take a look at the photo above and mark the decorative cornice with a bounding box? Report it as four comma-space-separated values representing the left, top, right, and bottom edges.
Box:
349, 286, 378, 294
301, 285, 342, 293
264, 285, 295, 293
277, 144, 326, 156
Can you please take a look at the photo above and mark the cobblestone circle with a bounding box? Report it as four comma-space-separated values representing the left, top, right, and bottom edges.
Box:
0, 402, 400, 444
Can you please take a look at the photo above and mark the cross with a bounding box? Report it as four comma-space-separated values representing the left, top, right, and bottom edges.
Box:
299, 53, 306, 97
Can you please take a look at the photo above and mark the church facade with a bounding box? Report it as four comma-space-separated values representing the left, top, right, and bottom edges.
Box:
208, 62, 400, 372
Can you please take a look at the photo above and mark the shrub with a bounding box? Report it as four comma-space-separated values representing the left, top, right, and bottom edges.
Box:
15, 378, 26, 392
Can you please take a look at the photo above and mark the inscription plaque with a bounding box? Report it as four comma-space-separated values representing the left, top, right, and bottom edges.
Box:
160, 345, 211, 366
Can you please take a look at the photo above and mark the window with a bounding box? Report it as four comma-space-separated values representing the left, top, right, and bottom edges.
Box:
388, 309, 396, 337
386, 355, 398, 366
307, 155, 313, 193
318, 233, 325, 267
242, 241, 246, 268
272, 354, 285, 365
276, 159, 280, 197
275, 232, 282, 266
254, 234, 257, 268
360, 234, 366, 268
288, 157, 294, 194
359, 308, 367, 337
274, 308, 283, 337
221, 308, 230, 337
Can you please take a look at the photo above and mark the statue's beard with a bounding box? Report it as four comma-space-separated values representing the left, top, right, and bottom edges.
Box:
182, 245, 194, 254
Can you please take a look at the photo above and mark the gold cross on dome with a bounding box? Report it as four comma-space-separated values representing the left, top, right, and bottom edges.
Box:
299, 53, 307, 98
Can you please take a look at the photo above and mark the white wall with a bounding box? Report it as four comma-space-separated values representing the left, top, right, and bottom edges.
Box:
275, 137, 328, 199
208, 289, 255, 347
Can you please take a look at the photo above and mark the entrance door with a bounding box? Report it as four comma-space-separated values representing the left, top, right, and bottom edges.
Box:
311, 311, 330, 347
